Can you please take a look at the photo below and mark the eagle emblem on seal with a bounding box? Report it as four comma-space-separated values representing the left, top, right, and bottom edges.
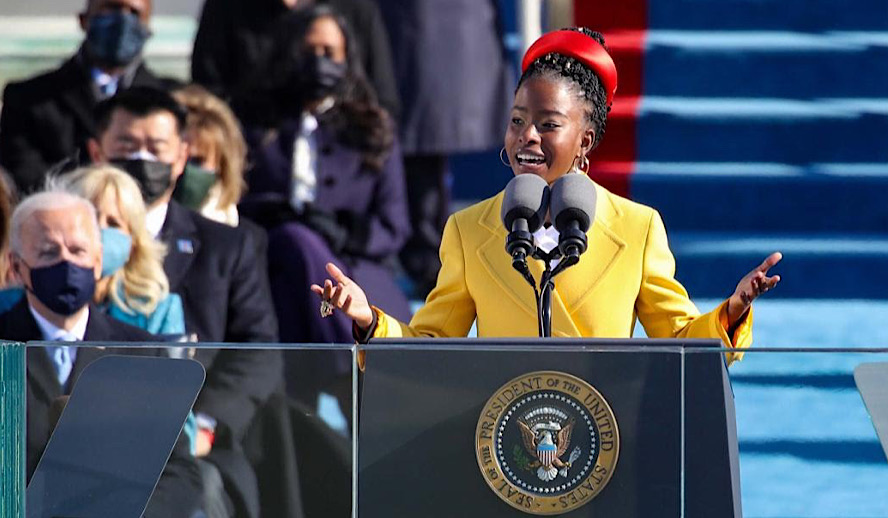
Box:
476, 371, 620, 515
518, 412, 582, 482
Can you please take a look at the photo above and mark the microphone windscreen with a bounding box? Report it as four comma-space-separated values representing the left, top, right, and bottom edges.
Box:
501, 174, 550, 232
550, 174, 597, 232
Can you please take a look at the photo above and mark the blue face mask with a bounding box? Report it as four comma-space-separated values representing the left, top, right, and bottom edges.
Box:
85, 11, 150, 68
26, 260, 97, 316
101, 227, 133, 277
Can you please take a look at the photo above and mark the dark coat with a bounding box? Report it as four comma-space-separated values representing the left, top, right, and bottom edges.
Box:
243, 121, 411, 263
191, 0, 400, 120
241, 120, 411, 396
0, 299, 202, 518
160, 201, 282, 517
0, 54, 166, 193
372, 0, 514, 153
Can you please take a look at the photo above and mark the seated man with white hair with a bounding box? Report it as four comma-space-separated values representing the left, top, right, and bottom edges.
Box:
0, 189, 202, 517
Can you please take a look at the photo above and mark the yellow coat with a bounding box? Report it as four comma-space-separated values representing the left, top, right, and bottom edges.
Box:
373, 182, 751, 363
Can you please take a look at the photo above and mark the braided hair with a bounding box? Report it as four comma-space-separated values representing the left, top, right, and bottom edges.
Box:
517, 28, 610, 150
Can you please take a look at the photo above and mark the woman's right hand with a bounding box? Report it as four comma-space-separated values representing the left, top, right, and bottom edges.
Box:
310, 262, 374, 329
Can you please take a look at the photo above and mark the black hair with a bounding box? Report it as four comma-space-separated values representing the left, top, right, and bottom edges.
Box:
517, 27, 610, 150
269, 5, 393, 172
94, 86, 188, 137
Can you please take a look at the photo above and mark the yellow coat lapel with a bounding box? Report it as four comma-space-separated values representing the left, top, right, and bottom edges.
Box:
475, 183, 627, 336
476, 192, 539, 320
552, 183, 627, 320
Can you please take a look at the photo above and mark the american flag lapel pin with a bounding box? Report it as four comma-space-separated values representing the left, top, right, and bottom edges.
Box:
177, 239, 194, 254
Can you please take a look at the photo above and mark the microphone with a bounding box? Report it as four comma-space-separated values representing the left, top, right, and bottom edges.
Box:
501, 174, 549, 268
550, 174, 597, 263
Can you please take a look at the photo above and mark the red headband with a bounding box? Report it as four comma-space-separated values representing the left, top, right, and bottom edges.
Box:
521, 30, 618, 107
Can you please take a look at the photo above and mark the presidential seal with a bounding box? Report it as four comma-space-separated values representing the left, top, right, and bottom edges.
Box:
475, 371, 619, 515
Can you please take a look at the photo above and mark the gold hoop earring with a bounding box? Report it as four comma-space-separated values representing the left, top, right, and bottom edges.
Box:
572, 154, 590, 174
500, 147, 511, 167
571, 156, 583, 174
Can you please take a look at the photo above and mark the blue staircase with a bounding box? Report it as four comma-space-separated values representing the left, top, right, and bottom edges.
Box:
627, 1, 888, 300
647, 0, 888, 31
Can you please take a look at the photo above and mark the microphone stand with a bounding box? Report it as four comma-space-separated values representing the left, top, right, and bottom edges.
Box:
512, 247, 580, 338
511, 257, 543, 336
532, 248, 580, 337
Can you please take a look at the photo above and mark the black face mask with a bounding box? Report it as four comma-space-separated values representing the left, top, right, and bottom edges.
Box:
24, 260, 96, 316
295, 54, 347, 101
110, 159, 173, 205
85, 11, 150, 68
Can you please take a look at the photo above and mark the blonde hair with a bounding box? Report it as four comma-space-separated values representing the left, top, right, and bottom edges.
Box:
0, 168, 15, 285
58, 165, 170, 316
173, 84, 247, 210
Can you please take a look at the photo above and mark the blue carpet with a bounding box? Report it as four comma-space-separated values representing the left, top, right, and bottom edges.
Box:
636, 107, 888, 164
648, 0, 888, 31
645, 35, 888, 99
699, 299, 888, 517
668, 234, 888, 299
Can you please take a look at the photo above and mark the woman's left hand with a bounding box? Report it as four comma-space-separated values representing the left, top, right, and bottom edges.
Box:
727, 252, 783, 326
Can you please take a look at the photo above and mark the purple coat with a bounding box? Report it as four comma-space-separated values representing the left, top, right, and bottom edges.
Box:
243, 119, 412, 395
244, 119, 411, 262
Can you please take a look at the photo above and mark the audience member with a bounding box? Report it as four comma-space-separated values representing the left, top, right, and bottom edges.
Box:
0, 0, 168, 193
87, 87, 281, 518
55, 165, 210, 496
0, 167, 15, 290
191, 0, 400, 124
172, 84, 247, 227
0, 190, 201, 517
240, 5, 409, 409
57, 165, 185, 335
373, 0, 515, 296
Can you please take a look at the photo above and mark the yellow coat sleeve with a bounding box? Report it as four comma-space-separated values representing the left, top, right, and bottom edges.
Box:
374, 215, 477, 338
634, 210, 752, 365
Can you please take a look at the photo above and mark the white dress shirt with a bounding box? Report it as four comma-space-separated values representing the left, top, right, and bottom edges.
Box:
533, 225, 562, 269
290, 97, 335, 212
29, 304, 89, 342
146, 202, 169, 239
290, 112, 320, 212
91, 68, 120, 99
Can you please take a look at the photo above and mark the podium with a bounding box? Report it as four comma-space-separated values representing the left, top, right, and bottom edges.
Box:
358, 339, 741, 517
7, 341, 888, 515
